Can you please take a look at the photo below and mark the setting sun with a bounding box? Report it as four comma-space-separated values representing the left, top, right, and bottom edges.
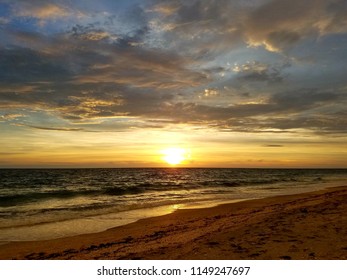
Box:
162, 147, 188, 165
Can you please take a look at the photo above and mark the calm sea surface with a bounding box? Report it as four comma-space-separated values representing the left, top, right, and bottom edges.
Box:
0, 168, 346, 242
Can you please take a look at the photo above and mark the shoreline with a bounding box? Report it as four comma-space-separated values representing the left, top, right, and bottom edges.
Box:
0, 185, 347, 259
1, 180, 344, 243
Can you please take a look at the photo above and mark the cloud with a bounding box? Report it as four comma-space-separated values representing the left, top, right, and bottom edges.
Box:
149, 2, 180, 16
18, 124, 87, 132
233, 61, 289, 84
149, 0, 245, 58
150, 0, 347, 54
244, 0, 347, 52
6, 0, 74, 24
0, 47, 71, 84
134, 87, 347, 134
270, 89, 342, 110
0, 19, 207, 122
0, 17, 10, 25
0, 113, 24, 122
0, 0, 346, 137
263, 144, 284, 147
16, 3, 70, 19
71, 28, 112, 42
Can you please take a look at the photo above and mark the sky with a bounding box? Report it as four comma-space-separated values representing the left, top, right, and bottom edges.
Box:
0, 0, 347, 168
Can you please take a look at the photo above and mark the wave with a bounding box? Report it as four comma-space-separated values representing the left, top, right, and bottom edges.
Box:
0, 189, 98, 207
0, 168, 344, 208
0, 179, 294, 207
103, 186, 143, 196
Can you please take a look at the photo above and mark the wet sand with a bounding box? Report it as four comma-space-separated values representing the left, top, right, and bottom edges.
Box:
1, 186, 346, 260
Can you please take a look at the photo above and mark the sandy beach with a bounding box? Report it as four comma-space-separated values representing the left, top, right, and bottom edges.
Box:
0, 186, 346, 260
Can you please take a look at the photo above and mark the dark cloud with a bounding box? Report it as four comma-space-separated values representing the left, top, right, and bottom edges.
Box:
69, 25, 113, 42
151, 0, 347, 54
149, 0, 245, 58
245, 0, 347, 52
0, 47, 71, 83
270, 89, 342, 110
233, 61, 289, 84
263, 112, 347, 134
133, 88, 347, 134
0, 16, 208, 123
266, 30, 301, 51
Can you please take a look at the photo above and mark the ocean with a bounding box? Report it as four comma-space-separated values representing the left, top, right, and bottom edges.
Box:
0, 168, 346, 243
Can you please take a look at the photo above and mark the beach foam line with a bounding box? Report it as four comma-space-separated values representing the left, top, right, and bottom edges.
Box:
0, 185, 347, 260
1, 180, 346, 243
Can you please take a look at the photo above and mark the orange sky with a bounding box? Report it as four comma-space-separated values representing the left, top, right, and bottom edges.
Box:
1, 126, 346, 168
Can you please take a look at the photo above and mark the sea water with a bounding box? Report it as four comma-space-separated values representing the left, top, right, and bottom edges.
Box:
0, 168, 346, 242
